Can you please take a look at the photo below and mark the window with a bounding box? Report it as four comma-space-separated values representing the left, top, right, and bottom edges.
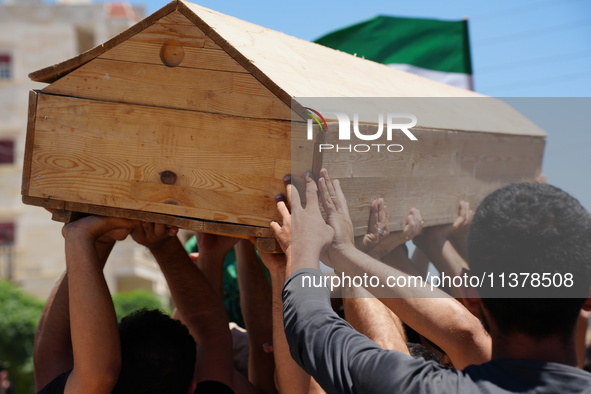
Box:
75, 26, 95, 54
0, 222, 15, 281
0, 222, 15, 245
0, 53, 12, 80
0, 140, 14, 164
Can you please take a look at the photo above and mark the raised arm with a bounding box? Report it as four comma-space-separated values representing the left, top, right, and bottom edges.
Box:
193, 232, 239, 297
358, 198, 424, 263
412, 201, 473, 291
343, 199, 421, 353
61, 216, 138, 394
317, 169, 491, 369
255, 248, 320, 394
131, 224, 234, 389
34, 222, 118, 391
234, 240, 276, 394
276, 175, 440, 394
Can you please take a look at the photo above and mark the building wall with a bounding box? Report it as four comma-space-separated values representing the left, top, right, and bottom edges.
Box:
0, 1, 170, 304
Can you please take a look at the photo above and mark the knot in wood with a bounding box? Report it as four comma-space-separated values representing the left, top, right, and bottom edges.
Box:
160, 40, 185, 67
159, 170, 177, 185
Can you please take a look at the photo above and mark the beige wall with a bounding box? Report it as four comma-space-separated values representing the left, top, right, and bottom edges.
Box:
0, 1, 170, 304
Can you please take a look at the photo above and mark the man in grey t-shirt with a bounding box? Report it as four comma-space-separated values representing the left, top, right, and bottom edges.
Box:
272, 170, 591, 393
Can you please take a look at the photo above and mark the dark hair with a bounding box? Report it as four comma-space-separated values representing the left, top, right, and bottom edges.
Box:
112, 308, 196, 394
407, 342, 443, 364
468, 182, 591, 340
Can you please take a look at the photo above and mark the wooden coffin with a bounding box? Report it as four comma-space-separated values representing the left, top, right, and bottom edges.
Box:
22, 0, 545, 250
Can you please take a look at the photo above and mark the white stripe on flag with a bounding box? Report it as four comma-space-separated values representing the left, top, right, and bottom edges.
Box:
388, 63, 473, 90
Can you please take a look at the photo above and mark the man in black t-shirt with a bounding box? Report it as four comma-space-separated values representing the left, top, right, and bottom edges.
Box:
34, 217, 235, 394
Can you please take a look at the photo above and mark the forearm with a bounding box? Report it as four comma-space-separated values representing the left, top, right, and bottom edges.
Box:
268, 268, 311, 394
367, 232, 408, 261
151, 238, 229, 336
342, 287, 409, 353
379, 297, 490, 368
95, 239, 116, 269
196, 253, 225, 297
416, 230, 468, 277
235, 241, 272, 337
433, 239, 469, 277
149, 237, 233, 385
333, 245, 490, 368
65, 238, 120, 392
34, 273, 73, 391
235, 241, 275, 394
418, 237, 468, 298
35, 237, 115, 391
410, 248, 430, 278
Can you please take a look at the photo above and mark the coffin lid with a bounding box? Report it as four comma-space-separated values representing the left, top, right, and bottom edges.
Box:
29, 0, 546, 137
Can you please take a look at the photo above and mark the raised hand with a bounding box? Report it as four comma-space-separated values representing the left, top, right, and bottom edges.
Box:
270, 190, 292, 255
359, 198, 388, 252
449, 200, 473, 260
403, 208, 424, 241
62, 215, 139, 247
257, 246, 288, 276
366, 208, 424, 261
317, 168, 354, 263
195, 232, 240, 258
414, 201, 472, 249
451, 200, 473, 234
130, 222, 179, 252
271, 172, 334, 273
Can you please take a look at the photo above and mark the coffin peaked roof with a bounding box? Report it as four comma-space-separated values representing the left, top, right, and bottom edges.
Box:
29, 0, 545, 136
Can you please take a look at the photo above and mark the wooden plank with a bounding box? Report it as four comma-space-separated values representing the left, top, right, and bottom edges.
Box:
21, 90, 39, 196
142, 10, 222, 49
26, 93, 290, 228
100, 10, 243, 73
29, 0, 180, 83
23, 196, 278, 246
158, 7, 195, 26
101, 42, 245, 73
178, 1, 295, 115
42, 58, 291, 121
290, 120, 318, 188
315, 128, 545, 236
51, 209, 90, 223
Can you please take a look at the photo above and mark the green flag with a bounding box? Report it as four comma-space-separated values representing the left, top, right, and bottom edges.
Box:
315, 16, 473, 90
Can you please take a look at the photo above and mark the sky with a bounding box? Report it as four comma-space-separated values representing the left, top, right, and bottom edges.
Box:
108, 0, 591, 209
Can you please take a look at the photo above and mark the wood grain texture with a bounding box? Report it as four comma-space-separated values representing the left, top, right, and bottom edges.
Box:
26, 93, 290, 228
24, 196, 280, 252
156, 10, 221, 49
22, 90, 39, 196
314, 127, 545, 236
51, 209, 90, 223
99, 11, 247, 73
42, 58, 290, 121
102, 42, 244, 73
